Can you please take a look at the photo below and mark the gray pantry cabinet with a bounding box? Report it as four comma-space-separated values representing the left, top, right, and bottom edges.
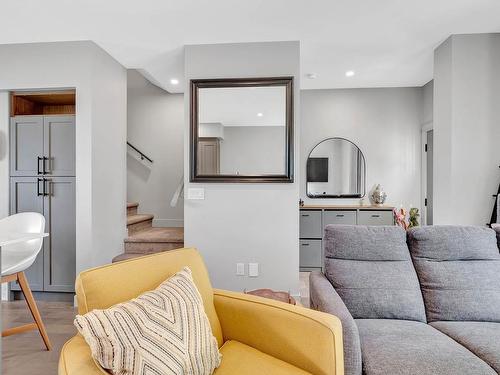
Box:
9, 115, 76, 294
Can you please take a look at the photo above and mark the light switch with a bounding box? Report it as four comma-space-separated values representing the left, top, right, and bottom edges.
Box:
249, 263, 259, 277
236, 263, 245, 276
187, 188, 205, 200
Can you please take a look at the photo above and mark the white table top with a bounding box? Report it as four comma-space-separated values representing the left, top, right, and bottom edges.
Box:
0, 233, 49, 247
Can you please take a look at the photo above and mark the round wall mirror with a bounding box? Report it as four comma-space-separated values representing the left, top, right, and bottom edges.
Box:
306, 137, 366, 198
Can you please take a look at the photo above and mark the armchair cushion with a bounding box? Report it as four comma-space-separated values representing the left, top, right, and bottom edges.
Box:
214, 340, 310, 375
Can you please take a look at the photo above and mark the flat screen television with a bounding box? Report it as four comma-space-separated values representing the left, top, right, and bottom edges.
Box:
307, 157, 328, 182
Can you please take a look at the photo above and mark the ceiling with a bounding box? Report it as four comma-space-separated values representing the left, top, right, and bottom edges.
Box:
1, 0, 500, 93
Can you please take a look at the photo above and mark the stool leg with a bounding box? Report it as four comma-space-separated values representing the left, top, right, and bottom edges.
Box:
17, 272, 52, 350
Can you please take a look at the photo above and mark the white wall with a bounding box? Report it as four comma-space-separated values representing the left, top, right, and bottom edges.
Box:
127, 70, 184, 227
422, 80, 433, 126
0, 41, 127, 274
434, 34, 500, 225
220, 126, 285, 175
301, 88, 423, 210
184, 41, 300, 295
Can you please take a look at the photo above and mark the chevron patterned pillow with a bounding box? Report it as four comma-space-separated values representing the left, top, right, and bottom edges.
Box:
74, 267, 221, 375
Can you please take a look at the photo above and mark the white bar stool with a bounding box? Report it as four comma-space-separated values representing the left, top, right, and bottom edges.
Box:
0, 212, 52, 350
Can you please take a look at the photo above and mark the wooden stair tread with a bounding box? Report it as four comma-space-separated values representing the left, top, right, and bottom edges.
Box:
125, 227, 184, 243
127, 202, 139, 209
127, 214, 154, 226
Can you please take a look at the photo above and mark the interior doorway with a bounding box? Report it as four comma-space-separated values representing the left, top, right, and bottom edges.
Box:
422, 125, 433, 225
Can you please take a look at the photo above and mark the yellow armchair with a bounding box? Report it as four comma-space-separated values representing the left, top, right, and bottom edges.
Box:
58, 248, 343, 375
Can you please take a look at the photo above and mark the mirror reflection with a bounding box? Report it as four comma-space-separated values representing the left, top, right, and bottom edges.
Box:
306, 138, 366, 198
197, 86, 287, 176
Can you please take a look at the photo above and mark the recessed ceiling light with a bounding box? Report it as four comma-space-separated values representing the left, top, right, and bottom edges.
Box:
345, 70, 355, 77
257, 112, 263, 117
170, 78, 179, 85
306, 73, 317, 79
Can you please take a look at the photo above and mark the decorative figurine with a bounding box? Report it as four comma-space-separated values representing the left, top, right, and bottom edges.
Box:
408, 207, 420, 228
394, 207, 408, 230
371, 184, 387, 205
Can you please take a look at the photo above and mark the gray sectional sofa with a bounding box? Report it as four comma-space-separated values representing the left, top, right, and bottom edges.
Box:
310, 225, 500, 375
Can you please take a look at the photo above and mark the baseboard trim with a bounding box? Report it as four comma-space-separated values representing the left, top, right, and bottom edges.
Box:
152, 219, 184, 228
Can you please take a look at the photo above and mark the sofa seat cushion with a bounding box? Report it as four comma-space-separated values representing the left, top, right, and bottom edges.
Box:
356, 319, 496, 375
213, 340, 311, 375
408, 226, 500, 322
324, 225, 426, 322
430, 321, 500, 373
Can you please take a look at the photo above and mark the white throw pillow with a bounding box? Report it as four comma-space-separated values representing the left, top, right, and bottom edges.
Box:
75, 267, 221, 375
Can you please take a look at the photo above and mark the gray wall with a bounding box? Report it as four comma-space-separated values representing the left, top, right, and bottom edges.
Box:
422, 80, 433, 126
127, 70, 184, 226
301, 88, 423, 210
434, 33, 500, 225
184, 41, 300, 295
0, 41, 127, 274
220, 126, 285, 175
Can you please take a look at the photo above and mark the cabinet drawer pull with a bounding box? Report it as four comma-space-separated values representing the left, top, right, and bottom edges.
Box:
301, 243, 310, 246
336, 214, 345, 217
371, 214, 381, 218
301, 214, 310, 217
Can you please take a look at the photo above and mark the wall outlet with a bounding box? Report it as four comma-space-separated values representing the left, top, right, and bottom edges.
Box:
249, 263, 259, 277
236, 263, 245, 276
187, 188, 205, 200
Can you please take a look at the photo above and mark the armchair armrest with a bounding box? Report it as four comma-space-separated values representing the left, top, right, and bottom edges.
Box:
58, 335, 107, 375
213, 289, 344, 375
310, 271, 361, 375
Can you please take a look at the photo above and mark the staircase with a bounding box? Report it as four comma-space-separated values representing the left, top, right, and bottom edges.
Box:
112, 202, 184, 262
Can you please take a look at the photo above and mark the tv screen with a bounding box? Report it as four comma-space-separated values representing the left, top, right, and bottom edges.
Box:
307, 157, 328, 182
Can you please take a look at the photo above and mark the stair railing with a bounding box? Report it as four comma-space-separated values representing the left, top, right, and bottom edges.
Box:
127, 142, 153, 163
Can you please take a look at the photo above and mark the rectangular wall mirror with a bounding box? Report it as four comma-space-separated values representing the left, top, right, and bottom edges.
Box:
190, 77, 294, 182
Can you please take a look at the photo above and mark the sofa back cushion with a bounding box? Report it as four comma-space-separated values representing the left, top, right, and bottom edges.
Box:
324, 225, 426, 322
408, 226, 500, 322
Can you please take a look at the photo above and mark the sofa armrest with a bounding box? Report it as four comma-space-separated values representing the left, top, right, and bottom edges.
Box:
213, 289, 344, 375
58, 335, 107, 375
310, 271, 362, 375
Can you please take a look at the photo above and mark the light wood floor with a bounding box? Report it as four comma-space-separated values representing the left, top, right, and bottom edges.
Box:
2, 300, 77, 375
1, 274, 311, 375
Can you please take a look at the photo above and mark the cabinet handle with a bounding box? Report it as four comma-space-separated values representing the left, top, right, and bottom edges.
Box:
336, 214, 345, 217
42, 178, 52, 196
37, 178, 43, 196
301, 214, 310, 217
301, 243, 310, 246
37, 157, 42, 175
42, 157, 49, 175
371, 214, 380, 218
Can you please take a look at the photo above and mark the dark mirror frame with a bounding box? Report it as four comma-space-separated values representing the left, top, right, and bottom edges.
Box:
190, 77, 294, 183
306, 137, 367, 198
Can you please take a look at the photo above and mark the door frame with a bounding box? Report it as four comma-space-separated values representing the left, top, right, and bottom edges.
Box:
421, 122, 433, 226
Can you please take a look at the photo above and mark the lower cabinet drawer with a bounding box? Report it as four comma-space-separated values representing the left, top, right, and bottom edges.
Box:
323, 210, 357, 228
300, 240, 322, 268
358, 210, 394, 225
